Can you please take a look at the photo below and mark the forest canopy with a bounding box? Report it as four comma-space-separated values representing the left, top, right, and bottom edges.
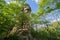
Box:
0, 0, 60, 40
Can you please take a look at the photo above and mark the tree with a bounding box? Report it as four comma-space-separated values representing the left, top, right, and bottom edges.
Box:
0, 0, 26, 39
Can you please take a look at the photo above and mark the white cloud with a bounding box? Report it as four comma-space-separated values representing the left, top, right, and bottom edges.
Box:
7, 2, 10, 4
35, 0, 39, 3
51, 18, 60, 23
32, 0, 39, 3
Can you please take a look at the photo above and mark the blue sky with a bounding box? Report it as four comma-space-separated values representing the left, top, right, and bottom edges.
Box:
26, 0, 39, 12
46, 9, 60, 22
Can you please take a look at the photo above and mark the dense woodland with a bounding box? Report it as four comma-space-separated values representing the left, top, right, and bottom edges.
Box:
0, 0, 60, 40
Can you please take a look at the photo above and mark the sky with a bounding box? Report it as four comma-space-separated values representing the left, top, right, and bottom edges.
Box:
26, 0, 39, 12
46, 9, 60, 22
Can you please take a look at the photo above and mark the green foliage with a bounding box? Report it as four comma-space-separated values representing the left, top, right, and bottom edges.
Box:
0, 0, 60, 40
7, 35, 19, 40
56, 2, 60, 9
0, 0, 26, 39
31, 21, 60, 40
